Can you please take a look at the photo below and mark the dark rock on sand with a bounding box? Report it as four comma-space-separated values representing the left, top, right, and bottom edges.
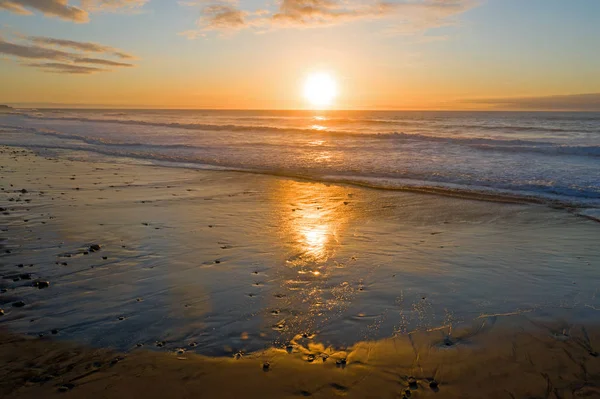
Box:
12, 301, 26, 308
429, 380, 439, 391
51, 329, 59, 335
407, 377, 418, 389
89, 244, 101, 251
19, 273, 32, 280
262, 362, 270, 371
102, 256, 108, 260
58, 383, 75, 392
0, 309, 4, 316
34, 281, 50, 289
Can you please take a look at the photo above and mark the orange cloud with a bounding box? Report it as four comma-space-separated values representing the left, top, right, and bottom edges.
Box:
184, 0, 478, 35
0, 0, 88, 22
0, 35, 135, 74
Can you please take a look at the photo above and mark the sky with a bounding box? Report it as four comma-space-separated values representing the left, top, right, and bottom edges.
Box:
0, 0, 599, 110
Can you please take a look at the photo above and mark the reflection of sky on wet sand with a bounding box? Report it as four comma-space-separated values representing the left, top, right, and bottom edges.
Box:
4, 154, 600, 358
265, 180, 357, 343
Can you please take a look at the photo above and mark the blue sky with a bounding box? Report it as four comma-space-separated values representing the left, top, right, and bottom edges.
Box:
1, 0, 599, 109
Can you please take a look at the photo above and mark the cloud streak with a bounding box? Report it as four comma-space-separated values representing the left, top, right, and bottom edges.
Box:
0, 35, 136, 74
0, 0, 88, 22
183, 0, 478, 35
0, 0, 147, 22
23, 62, 106, 74
28, 36, 134, 59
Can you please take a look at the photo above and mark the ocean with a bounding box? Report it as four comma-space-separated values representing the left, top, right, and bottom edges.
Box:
1, 109, 599, 214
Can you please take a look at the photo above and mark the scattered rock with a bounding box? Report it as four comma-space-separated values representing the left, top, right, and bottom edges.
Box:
34, 281, 50, 289
262, 362, 270, 371
51, 329, 59, 335
0, 309, 4, 316
429, 380, 439, 391
189, 342, 198, 347
102, 256, 108, 260
19, 273, 32, 280
58, 384, 74, 392
12, 301, 25, 308
89, 244, 101, 252
408, 377, 418, 389
20, 189, 27, 193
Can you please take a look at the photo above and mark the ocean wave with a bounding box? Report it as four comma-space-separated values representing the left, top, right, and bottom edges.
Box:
21, 113, 600, 135
17, 125, 600, 158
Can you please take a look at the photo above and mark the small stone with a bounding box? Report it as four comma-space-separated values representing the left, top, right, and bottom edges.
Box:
408, 377, 418, 389
189, 342, 198, 347
102, 256, 108, 260
51, 329, 59, 335
58, 384, 74, 392
118, 316, 125, 321
262, 362, 270, 371
110, 356, 124, 366
0, 309, 4, 316
336, 358, 347, 367
136, 343, 144, 347
307, 354, 315, 363
89, 244, 101, 251
429, 380, 439, 390
12, 301, 25, 308
20, 189, 27, 193
34, 281, 50, 289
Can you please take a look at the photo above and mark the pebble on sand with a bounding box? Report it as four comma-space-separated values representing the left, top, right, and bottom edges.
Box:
34, 281, 50, 289
89, 244, 101, 252
12, 301, 26, 308
58, 384, 75, 392
262, 362, 270, 371
407, 377, 418, 389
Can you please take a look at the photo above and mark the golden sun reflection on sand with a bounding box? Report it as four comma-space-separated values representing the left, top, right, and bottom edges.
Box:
274, 180, 352, 267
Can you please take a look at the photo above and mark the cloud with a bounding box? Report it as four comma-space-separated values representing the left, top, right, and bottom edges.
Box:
183, 0, 479, 35
22, 62, 106, 74
0, 0, 148, 21
73, 56, 133, 66
0, 0, 89, 22
28, 36, 134, 59
80, 0, 147, 12
462, 93, 600, 111
0, 35, 136, 74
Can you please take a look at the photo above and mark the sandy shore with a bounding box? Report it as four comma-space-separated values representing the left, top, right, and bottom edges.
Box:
1, 146, 600, 398
1, 316, 600, 398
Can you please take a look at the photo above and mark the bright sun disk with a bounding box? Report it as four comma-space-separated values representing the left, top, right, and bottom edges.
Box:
304, 72, 337, 108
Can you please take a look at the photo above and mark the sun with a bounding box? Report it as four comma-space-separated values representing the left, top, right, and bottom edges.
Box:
304, 72, 337, 109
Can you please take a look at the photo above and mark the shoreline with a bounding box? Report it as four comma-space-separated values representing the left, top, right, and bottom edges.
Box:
0, 138, 598, 212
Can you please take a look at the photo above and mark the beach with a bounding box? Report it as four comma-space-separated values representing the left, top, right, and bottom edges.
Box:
1, 146, 600, 398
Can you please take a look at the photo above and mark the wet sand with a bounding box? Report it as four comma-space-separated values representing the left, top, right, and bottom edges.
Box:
1, 146, 600, 398
1, 315, 600, 398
